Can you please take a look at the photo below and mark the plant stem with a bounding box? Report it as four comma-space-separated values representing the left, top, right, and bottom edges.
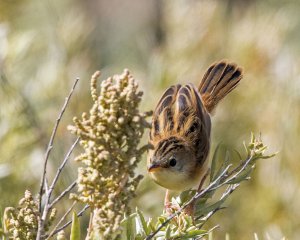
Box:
45, 201, 77, 240
36, 78, 79, 240
49, 181, 77, 209
86, 210, 94, 240
48, 205, 90, 238
48, 138, 79, 200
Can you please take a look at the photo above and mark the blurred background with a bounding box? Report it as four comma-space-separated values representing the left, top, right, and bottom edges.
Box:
1, 0, 300, 239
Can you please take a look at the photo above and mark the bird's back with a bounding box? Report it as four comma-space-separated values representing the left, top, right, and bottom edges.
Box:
150, 83, 211, 165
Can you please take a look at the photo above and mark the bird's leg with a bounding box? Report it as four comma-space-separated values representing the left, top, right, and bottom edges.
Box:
164, 189, 180, 215
164, 189, 174, 215
164, 189, 171, 209
197, 168, 210, 193
184, 168, 210, 218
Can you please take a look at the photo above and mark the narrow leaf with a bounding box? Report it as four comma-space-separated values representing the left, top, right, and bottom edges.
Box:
121, 212, 137, 225
233, 149, 242, 160
196, 198, 226, 217
165, 225, 171, 239
70, 212, 80, 240
136, 208, 150, 235
184, 229, 207, 237
123, 213, 136, 240
243, 141, 250, 157
227, 166, 253, 184
147, 218, 155, 232
178, 190, 196, 205
210, 143, 221, 182
172, 229, 207, 239
224, 150, 230, 167
213, 149, 231, 182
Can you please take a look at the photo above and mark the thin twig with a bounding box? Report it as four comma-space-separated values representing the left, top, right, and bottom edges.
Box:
196, 184, 240, 223
86, 209, 94, 239
49, 205, 90, 238
195, 225, 220, 240
41, 138, 79, 239
227, 154, 254, 177
209, 156, 253, 191
48, 138, 79, 200
45, 201, 77, 240
45, 179, 49, 196
49, 181, 77, 209
36, 78, 79, 240
199, 207, 226, 225
38, 78, 80, 210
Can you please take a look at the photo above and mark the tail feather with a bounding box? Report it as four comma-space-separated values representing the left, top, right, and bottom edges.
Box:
199, 60, 243, 113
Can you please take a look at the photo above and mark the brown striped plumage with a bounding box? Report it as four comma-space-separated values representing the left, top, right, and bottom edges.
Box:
147, 60, 243, 191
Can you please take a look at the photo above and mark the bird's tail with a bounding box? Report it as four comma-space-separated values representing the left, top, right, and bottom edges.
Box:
198, 60, 243, 113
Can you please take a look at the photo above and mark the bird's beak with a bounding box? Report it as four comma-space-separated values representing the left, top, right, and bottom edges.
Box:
148, 163, 161, 172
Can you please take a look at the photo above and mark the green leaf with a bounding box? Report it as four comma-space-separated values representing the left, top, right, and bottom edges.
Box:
136, 208, 150, 235
210, 143, 221, 182
196, 198, 226, 217
226, 166, 253, 184
184, 229, 207, 237
233, 149, 242, 161
224, 150, 230, 167
135, 233, 144, 240
243, 141, 250, 157
126, 217, 133, 240
158, 216, 166, 224
259, 152, 277, 159
172, 229, 207, 239
122, 213, 137, 240
177, 190, 196, 205
165, 225, 171, 239
70, 212, 80, 240
250, 132, 255, 143
147, 218, 155, 232
195, 197, 210, 213
213, 149, 231, 182
121, 212, 137, 226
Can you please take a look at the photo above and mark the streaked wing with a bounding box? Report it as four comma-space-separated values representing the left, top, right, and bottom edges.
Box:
150, 83, 211, 165
174, 84, 211, 164
150, 84, 181, 141
174, 84, 207, 129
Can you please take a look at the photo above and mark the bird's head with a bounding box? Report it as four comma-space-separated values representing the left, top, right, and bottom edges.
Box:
147, 137, 198, 191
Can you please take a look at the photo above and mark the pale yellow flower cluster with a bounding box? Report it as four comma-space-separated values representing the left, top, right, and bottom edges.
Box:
68, 70, 151, 237
247, 133, 270, 158
4, 190, 56, 240
56, 230, 66, 240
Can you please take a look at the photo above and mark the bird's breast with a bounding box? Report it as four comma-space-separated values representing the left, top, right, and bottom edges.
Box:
149, 165, 207, 192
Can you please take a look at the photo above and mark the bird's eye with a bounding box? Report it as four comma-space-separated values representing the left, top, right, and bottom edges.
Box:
169, 157, 177, 167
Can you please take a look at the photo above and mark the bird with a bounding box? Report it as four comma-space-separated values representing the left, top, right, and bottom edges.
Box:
147, 60, 243, 211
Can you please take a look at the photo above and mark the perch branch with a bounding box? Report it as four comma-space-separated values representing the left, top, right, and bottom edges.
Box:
145, 164, 232, 240
196, 184, 240, 225
146, 154, 255, 239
